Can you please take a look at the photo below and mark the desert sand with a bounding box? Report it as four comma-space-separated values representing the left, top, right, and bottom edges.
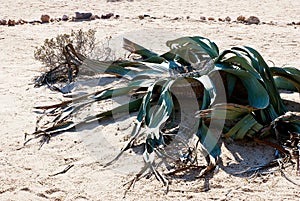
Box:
0, 0, 300, 200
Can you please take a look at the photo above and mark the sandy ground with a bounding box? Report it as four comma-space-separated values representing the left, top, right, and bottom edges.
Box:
0, 0, 300, 200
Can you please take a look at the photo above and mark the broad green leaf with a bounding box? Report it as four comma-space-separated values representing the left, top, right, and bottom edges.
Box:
226, 73, 238, 98
273, 77, 298, 92
224, 114, 255, 139
199, 103, 257, 120
270, 67, 300, 92
123, 38, 160, 59
80, 57, 131, 77
197, 120, 221, 158
214, 66, 269, 109
166, 36, 219, 59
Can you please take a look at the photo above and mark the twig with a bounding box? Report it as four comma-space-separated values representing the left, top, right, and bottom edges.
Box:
49, 164, 74, 177
277, 159, 300, 187
164, 165, 205, 176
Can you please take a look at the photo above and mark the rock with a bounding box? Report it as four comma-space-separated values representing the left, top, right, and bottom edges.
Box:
296, 21, 300, 25
62, 15, 69, 21
200, 16, 206, 21
237, 15, 246, 22
41, 15, 50, 23
114, 14, 120, 19
7, 19, 15, 26
225, 16, 231, 22
246, 16, 260, 25
101, 13, 114, 19
17, 19, 27, 25
90, 15, 96, 20
208, 17, 215, 21
218, 18, 225, 22
138, 15, 144, 20
0, 19, 7, 25
75, 12, 92, 20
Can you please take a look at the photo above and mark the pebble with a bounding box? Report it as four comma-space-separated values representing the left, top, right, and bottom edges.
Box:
7, 19, 16, 26
62, 15, 69, 21
200, 16, 206, 21
17, 19, 27, 25
101, 13, 114, 19
208, 17, 215, 21
237, 15, 246, 22
75, 12, 92, 20
0, 19, 7, 25
225, 16, 231, 22
246, 16, 260, 25
41, 14, 50, 23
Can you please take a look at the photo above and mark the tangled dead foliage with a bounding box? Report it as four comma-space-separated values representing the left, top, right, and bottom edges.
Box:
34, 29, 117, 91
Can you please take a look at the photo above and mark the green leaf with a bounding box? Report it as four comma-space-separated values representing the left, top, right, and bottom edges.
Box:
214, 66, 270, 109
123, 38, 160, 60
80, 58, 131, 77
270, 67, 300, 92
166, 36, 219, 59
224, 114, 256, 139
199, 103, 257, 120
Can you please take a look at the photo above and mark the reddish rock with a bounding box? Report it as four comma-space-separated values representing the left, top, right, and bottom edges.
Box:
208, 17, 215, 21
41, 15, 50, 23
7, 19, 16, 26
0, 19, 7, 25
17, 19, 27, 25
101, 13, 114, 19
237, 15, 246, 22
225, 16, 231, 22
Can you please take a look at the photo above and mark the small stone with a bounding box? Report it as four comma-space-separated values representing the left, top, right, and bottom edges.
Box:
218, 18, 225, 22
90, 15, 96, 20
138, 15, 144, 20
17, 19, 27, 25
7, 19, 15, 26
225, 16, 231, 22
186, 16, 190, 19
114, 14, 120, 19
75, 12, 92, 20
41, 14, 50, 23
208, 17, 215, 21
0, 19, 7, 25
101, 13, 114, 19
200, 16, 206, 21
296, 21, 300, 25
62, 15, 69, 21
237, 15, 246, 22
246, 16, 260, 25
